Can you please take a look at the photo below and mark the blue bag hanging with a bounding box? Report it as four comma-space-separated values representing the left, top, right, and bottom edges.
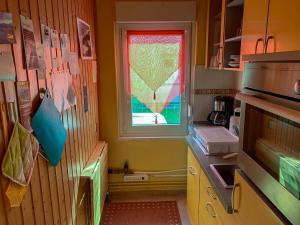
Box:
31, 90, 67, 166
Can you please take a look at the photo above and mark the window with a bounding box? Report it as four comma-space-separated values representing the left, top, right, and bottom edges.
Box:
116, 23, 192, 138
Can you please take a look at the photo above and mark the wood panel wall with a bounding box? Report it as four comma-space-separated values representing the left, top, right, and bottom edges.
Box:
0, 0, 99, 224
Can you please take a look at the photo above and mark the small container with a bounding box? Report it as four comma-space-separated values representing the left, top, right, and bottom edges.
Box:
229, 108, 241, 136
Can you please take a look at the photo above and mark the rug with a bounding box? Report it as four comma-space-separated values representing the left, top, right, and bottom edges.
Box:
101, 201, 182, 225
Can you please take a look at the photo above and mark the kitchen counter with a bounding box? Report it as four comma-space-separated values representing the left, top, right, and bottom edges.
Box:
186, 133, 238, 213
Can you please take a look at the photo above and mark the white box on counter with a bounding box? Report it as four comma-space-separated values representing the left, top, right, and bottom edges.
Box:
195, 127, 239, 155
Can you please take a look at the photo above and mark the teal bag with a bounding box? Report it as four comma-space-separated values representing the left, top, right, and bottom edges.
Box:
31, 91, 67, 166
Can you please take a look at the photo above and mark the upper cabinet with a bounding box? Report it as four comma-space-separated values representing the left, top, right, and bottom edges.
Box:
206, 0, 244, 71
206, 0, 224, 70
240, 0, 269, 55
242, 0, 300, 56
266, 0, 300, 53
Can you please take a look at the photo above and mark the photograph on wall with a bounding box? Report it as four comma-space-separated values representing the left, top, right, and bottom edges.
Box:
51, 47, 61, 69
20, 15, 39, 70
51, 29, 60, 48
0, 51, 16, 81
16, 81, 33, 132
41, 24, 51, 46
60, 33, 70, 63
36, 43, 46, 70
51, 71, 68, 113
77, 18, 92, 59
66, 71, 76, 108
0, 12, 16, 44
68, 52, 80, 75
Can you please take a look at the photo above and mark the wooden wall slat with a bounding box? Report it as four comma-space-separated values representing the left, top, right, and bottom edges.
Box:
0, 0, 98, 225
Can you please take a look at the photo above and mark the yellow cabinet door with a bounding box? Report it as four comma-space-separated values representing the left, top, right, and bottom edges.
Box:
232, 171, 285, 225
241, 0, 269, 55
187, 147, 201, 225
199, 170, 224, 225
266, 0, 300, 53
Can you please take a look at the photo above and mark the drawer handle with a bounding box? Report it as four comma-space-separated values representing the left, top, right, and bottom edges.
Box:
188, 166, 197, 176
206, 187, 216, 200
255, 38, 265, 54
205, 202, 217, 218
232, 183, 241, 213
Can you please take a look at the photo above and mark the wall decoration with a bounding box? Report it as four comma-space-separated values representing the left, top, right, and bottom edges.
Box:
83, 85, 88, 112
51, 71, 68, 113
0, 12, 16, 44
37, 69, 46, 80
36, 43, 46, 70
50, 29, 60, 48
66, 72, 76, 107
31, 90, 67, 166
92, 60, 97, 83
51, 48, 61, 69
60, 34, 70, 63
0, 51, 16, 81
5, 182, 27, 207
51, 71, 75, 112
77, 18, 92, 59
16, 81, 33, 132
41, 24, 52, 69
68, 52, 80, 75
1, 121, 39, 186
41, 24, 51, 46
20, 15, 39, 70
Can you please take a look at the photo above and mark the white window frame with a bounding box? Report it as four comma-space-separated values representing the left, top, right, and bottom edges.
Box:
115, 22, 193, 139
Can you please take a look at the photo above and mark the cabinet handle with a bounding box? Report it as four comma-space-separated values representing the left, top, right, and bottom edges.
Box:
206, 187, 216, 200
188, 166, 197, 176
265, 35, 275, 53
205, 202, 217, 218
79, 192, 86, 207
255, 38, 265, 54
231, 183, 241, 213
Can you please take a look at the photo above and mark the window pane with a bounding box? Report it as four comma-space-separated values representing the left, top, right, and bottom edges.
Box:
128, 31, 185, 126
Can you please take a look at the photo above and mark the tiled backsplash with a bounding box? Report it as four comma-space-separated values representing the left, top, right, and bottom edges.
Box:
194, 88, 239, 95
192, 65, 242, 122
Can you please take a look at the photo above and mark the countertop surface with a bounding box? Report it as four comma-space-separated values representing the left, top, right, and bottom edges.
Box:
186, 124, 238, 213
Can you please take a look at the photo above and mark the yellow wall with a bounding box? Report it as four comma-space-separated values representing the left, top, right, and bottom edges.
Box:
95, 0, 208, 191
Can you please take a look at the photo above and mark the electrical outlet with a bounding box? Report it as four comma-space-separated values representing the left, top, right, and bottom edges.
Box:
124, 174, 149, 182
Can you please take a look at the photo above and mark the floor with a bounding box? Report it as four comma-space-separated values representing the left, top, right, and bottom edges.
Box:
107, 190, 191, 225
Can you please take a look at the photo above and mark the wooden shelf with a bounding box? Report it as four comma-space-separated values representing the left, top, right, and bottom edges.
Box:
224, 67, 242, 72
224, 35, 242, 43
208, 66, 220, 70
227, 0, 243, 8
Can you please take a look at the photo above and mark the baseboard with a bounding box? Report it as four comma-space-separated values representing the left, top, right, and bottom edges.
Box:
109, 180, 187, 192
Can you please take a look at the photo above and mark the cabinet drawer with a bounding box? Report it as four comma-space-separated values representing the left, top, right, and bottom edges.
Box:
200, 170, 224, 225
200, 170, 240, 225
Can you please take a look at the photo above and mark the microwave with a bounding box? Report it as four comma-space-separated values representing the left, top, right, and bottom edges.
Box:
237, 62, 300, 225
